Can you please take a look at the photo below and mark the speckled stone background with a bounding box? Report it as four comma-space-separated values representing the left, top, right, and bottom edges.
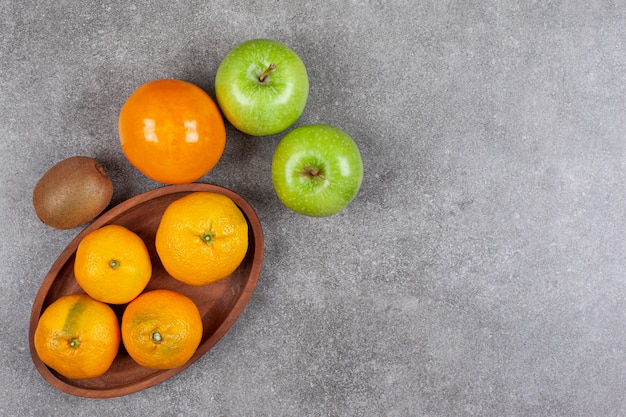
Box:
2, 1, 625, 416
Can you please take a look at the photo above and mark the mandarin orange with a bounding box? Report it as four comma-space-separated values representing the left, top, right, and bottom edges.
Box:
34, 294, 120, 379
121, 289, 203, 370
155, 192, 249, 286
74, 224, 152, 304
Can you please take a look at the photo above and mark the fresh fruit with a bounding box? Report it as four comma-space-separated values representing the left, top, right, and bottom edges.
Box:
118, 79, 226, 184
155, 192, 248, 286
34, 294, 120, 379
121, 289, 203, 370
74, 224, 152, 304
215, 38, 309, 136
272, 124, 363, 217
32, 156, 113, 230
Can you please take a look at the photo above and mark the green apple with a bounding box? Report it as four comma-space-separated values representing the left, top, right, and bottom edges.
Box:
215, 39, 309, 136
272, 124, 363, 217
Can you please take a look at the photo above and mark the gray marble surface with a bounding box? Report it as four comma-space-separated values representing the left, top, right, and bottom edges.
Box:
2, 1, 625, 416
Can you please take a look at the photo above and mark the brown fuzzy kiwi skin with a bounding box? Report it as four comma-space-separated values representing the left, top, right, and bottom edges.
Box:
32, 156, 114, 230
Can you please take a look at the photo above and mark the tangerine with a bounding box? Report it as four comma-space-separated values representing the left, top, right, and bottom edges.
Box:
74, 224, 152, 304
118, 79, 226, 184
155, 192, 249, 286
121, 289, 203, 370
34, 294, 120, 379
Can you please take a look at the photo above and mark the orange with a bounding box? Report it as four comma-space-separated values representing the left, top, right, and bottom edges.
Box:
118, 79, 226, 184
34, 294, 120, 379
155, 192, 249, 286
74, 224, 152, 304
121, 289, 203, 370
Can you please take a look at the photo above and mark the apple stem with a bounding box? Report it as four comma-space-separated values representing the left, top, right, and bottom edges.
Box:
301, 166, 323, 179
258, 63, 276, 83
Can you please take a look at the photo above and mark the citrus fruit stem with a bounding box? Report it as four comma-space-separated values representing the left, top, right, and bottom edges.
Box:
200, 231, 214, 245
68, 337, 81, 349
109, 259, 120, 269
151, 331, 163, 344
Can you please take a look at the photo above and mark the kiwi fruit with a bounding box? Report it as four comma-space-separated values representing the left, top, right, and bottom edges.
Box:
32, 156, 114, 229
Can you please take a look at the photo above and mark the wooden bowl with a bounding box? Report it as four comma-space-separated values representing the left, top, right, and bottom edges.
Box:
28, 183, 264, 398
